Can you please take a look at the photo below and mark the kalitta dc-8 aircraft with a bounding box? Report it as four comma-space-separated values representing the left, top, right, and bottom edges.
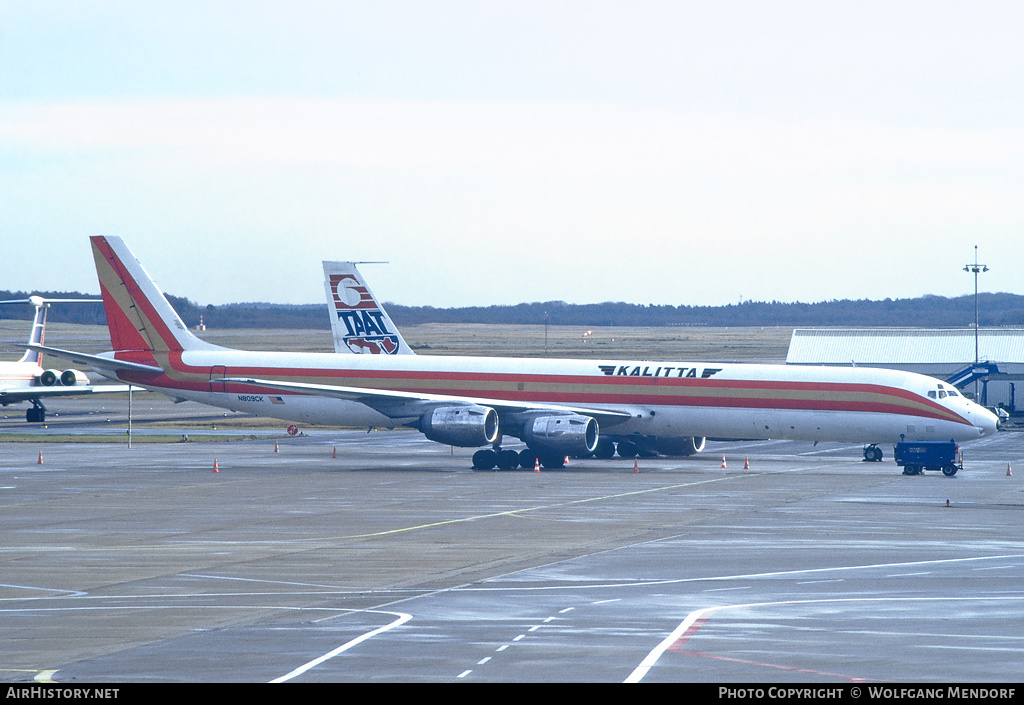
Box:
34, 236, 997, 470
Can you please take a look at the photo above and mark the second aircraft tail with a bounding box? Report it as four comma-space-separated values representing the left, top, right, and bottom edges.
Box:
323, 261, 413, 355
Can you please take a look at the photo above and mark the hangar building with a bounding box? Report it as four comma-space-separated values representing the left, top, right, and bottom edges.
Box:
786, 329, 1024, 412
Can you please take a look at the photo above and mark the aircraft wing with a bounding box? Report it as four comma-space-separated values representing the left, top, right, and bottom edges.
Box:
26, 345, 164, 375
0, 384, 134, 404
220, 376, 632, 425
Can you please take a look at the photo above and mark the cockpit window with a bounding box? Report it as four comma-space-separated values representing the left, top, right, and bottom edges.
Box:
947, 390, 958, 397
939, 391, 947, 399
928, 391, 937, 399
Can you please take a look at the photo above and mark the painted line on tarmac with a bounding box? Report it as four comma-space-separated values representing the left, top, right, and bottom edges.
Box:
460, 552, 1024, 592
0, 473, 771, 560
625, 592, 1024, 683
318, 473, 762, 541
270, 611, 412, 683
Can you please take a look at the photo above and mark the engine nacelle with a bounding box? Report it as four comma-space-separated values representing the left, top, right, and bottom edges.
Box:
60, 369, 89, 386
419, 405, 500, 447
522, 414, 599, 456
650, 436, 706, 456
39, 369, 61, 387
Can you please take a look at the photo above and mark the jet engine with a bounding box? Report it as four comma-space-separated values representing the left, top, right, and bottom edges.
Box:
60, 369, 89, 386
39, 369, 89, 386
651, 436, 706, 456
521, 414, 599, 456
419, 405, 500, 447
38, 369, 61, 386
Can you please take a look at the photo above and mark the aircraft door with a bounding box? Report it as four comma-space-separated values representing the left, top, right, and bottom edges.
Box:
210, 365, 227, 393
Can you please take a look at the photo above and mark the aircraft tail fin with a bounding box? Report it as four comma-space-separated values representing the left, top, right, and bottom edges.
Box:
18, 299, 48, 366
0, 296, 107, 367
323, 261, 414, 355
90, 236, 221, 360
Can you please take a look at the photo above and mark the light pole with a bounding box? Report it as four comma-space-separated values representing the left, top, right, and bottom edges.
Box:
963, 246, 989, 404
963, 245, 989, 365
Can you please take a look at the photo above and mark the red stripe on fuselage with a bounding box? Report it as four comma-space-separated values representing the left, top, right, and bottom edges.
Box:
128, 351, 969, 426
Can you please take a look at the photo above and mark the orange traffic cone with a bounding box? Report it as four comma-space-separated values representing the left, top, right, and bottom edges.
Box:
633, 456, 639, 473
743, 457, 750, 469
564, 455, 570, 466
212, 458, 219, 473
37, 451, 43, 465
721, 455, 727, 468
274, 441, 279, 453
332, 446, 337, 459
534, 457, 541, 472
1007, 463, 1013, 477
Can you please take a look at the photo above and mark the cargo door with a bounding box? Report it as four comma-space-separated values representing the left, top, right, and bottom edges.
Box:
210, 365, 227, 393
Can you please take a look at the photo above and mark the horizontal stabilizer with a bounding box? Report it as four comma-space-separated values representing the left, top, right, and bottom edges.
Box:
27, 345, 164, 374
0, 384, 134, 404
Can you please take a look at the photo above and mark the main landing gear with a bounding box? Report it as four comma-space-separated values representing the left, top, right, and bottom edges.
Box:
26, 401, 46, 423
472, 439, 670, 471
472, 447, 568, 470
472, 447, 523, 470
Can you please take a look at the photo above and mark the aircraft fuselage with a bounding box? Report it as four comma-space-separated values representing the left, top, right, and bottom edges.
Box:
102, 347, 996, 445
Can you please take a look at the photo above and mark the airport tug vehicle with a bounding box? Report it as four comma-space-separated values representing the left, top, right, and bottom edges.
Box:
893, 439, 961, 476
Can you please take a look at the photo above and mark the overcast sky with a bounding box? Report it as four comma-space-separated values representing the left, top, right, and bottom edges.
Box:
1, 1, 1021, 308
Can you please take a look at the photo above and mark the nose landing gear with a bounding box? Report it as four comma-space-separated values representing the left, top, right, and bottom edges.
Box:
863, 444, 884, 462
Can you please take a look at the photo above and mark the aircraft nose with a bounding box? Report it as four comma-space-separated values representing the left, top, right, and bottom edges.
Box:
977, 407, 1000, 436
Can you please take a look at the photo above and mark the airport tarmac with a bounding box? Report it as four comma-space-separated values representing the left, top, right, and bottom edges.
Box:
2, 397, 1023, 683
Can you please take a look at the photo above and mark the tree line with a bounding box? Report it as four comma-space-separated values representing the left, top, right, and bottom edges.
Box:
2, 289, 1023, 329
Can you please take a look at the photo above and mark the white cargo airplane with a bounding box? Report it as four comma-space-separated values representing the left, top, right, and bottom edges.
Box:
0, 296, 131, 422
322, 261, 413, 355
34, 236, 997, 469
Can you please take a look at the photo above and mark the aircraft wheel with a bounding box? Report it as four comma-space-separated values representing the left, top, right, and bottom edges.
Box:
864, 445, 883, 462
519, 449, 539, 469
540, 453, 565, 469
592, 437, 615, 459
26, 407, 45, 423
496, 450, 520, 471
472, 449, 497, 471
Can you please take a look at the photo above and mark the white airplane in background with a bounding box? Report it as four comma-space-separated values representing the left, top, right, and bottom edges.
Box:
322, 261, 413, 355
0, 296, 131, 422
35, 236, 997, 470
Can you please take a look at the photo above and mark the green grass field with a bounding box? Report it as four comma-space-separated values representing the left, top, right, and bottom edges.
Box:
1, 320, 794, 362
